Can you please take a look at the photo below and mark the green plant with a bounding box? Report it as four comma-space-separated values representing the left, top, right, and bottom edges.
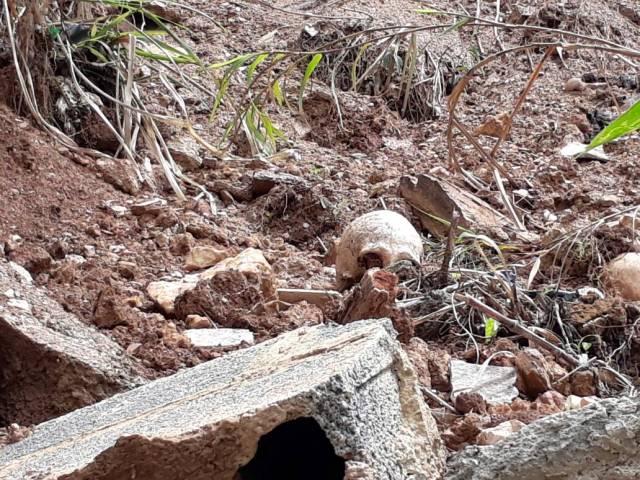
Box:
587, 100, 640, 150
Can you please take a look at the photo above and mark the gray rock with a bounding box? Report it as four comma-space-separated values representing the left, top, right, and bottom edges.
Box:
0, 319, 445, 480
446, 396, 640, 480
0, 261, 145, 426
450, 359, 518, 405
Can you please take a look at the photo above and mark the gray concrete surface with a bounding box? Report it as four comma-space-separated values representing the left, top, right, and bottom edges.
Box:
0, 260, 145, 425
0, 319, 445, 480
446, 396, 640, 480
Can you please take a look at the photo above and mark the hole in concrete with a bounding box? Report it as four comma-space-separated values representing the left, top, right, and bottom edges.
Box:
237, 417, 346, 480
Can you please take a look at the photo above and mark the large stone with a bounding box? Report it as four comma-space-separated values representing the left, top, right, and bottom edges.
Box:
0, 319, 445, 480
446, 396, 640, 480
0, 261, 145, 426
200, 247, 275, 299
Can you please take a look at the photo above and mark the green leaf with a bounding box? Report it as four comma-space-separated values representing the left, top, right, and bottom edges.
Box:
581, 341, 592, 352
87, 46, 110, 63
272, 80, 285, 106
587, 100, 640, 150
247, 53, 269, 82
298, 53, 323, 113
416, 7, 445, 15
49, 26, 61, 39
484, 316, 498, 342
209, 53, 254, 70
351, 43, 370, 90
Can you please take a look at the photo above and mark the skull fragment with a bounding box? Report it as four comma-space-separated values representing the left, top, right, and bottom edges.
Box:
335, 210, 423, 290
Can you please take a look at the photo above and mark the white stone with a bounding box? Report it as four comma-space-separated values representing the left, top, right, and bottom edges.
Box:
8, 262, 32, 284
450, 359, 518, 404
66, 254, 87, 264
184, 328, 254, 348
477, 420, 526, 445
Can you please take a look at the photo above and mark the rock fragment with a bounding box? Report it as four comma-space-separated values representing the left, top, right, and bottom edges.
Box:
446, 396, 640, 480
251, 170, 309, 197
95, 158, 141, 194
277, 288, 342, 307
167, 136, 202, 171
564, 77, 588, 92
476, 420, 526, 446
184, 245, 230, 271
147, 277, 199, 314
7, 245, 52, 275
184, 328, 254, 348
338, 269, 398, 323
185, 314, 212, 329
400, 174, 510, 239
515, 348, 551, 397
200, 247, 275, 299
450, 359, 518, 405
474, 112, 509, 138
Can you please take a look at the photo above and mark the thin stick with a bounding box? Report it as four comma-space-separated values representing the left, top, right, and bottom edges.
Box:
421, 387, 458, 414
455, 294, 581, 367
451, 117, 516, 185
439, 209, 460, 285
489, 47, 553, 158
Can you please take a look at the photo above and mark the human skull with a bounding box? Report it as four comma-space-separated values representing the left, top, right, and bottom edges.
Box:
335, 210, 423, 291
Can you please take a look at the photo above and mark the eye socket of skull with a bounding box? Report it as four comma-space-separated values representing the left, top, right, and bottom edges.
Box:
357, 251, 384, 270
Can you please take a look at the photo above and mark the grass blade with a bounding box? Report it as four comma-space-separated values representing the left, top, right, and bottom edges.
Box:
587, 100, 640, 150
298, 53, 323, 113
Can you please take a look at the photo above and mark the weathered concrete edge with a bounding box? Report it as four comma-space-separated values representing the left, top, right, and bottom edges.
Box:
0, 320, 438, 473
446, 396, 640, 480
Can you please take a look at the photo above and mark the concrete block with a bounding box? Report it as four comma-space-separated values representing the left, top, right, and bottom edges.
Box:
0, 261, 145, 426
446, 396, 640, 480
0, 319, 445, 480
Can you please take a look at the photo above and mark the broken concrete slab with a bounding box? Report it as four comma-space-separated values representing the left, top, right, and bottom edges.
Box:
450, 359, 518, 405
0, 319, 445, 480
0, 261, 145, 426
446, 396, 640, 480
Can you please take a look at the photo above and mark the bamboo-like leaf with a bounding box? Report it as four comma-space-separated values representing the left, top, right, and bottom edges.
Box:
587, 100, 640, 150
298, 53, 323, 113
458, 231, 505, 263
209, 53, 254, 70
272, 80, 285, 106
527, 256, 541, 289
247, 52, 269, 81
416, 7, 445, 15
